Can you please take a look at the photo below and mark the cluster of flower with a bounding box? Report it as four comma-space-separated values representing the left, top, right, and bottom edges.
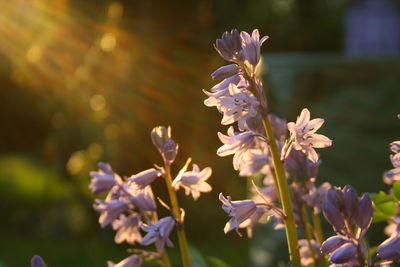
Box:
205, 29, 400, 267
89, 126, 212, 266
205, 28, 331, 236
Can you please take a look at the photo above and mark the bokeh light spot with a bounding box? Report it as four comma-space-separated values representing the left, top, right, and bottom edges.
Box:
26, 45, 42, 63
66, 151, 85, 175
100, 33, 116, 52
90, 94, 106, 111
108, 2, 123, 19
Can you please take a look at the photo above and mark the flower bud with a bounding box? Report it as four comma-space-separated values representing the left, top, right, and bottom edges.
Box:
377, 233, 400, 261
323, 201, 345, 232
31, 255, 46, 267
162, 139, 178, 164
151, 126, 171, 153
129, 168, 161, 189
321, 235, 349, 254
326, 188, 344, 212
343, 185, 358, 223
214, 29, 242, 61
329, 243, 357, 264
355, 193, 373, 230
211, 64, 239, 80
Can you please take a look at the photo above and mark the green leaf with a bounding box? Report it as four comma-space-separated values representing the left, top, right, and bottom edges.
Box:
371, 191, 397, 222
189, 245, 209, 267
207, 257, 231, 267
393, 181, 400, 201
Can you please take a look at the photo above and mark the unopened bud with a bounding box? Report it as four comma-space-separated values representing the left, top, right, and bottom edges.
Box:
163, 139, 178, 164
151, 126, 171, 152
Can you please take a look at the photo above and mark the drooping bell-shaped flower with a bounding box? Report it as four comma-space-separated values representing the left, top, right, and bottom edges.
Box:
172, 164, 212, 200
93, 198, 128, 228
219, 83, 259, 130
240, 29, 269, 70
211, 64, 240, 81
141, 216, 175, 252
217, 126, 256, 158
129, 168, 161, 189
89, 162, 117, 194
219, 193, 258, 234
125, 182, 157, 212
112, 213, 142, 245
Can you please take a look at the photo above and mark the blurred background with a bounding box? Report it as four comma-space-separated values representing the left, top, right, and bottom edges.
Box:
0, 0, 399, 266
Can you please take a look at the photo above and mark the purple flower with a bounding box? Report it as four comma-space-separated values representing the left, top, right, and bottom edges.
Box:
203, 74, 244, 108
219, 84, 259, 130
219, 193, 258, 234
93, 198, 128, 228
303, 181, 331, 213
129, 168, 161, 189
240, 29, 269, 69
211, 64, 240, 80
323, 200, 345, 232
125, 182, 157, 212
321, 235, 350, 254
31, 255, 46, 267
141, 216, 175, 252
172, 163, 212, 200
390, 141, 400, 154
329, 243, 358, 264
383, 141, 400, 184
214, 29, 242, 62
112, 213, 142, 245
239, 206, 268, 237
107, 254, 143, 267
377, 231, 400, 261
355, 193, 373, 231
286, 108, 332, 163
89, 162, 117, 194
151, 126, 178, 164
217, 127, 256, 166
237, 149, 270, 177
298, 239, 320, 266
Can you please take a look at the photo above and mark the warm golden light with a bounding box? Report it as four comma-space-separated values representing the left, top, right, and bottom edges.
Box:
108, 2, 123, 20
90, 94, 106, 111
26, 45, 42, 63
100, 33, 116, 52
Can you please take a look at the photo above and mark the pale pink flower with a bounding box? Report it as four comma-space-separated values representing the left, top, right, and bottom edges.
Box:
112, 213, 142, 245
286, 108, 332, 163
219, 193, 258, 234
107, 255, 143, 267
172, 164, 212, 200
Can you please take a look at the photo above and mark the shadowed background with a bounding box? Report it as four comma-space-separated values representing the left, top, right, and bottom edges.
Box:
0, 0, 399, 266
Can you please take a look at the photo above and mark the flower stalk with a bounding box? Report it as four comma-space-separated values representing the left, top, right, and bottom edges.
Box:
236, 57, 301, 266
261, 112, 301, 267
164, 163, 192, 267
160, 252, 172, 267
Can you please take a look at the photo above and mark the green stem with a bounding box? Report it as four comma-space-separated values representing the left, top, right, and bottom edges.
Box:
164, 164, 192, 267
301, 205, 318, 266
312, 212, 324, 246
237, 60, 300, 266
160, 252, 172, 267
261, 115, 301, 267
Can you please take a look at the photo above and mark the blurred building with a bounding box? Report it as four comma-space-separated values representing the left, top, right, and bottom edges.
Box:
345, 0, 400, 56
